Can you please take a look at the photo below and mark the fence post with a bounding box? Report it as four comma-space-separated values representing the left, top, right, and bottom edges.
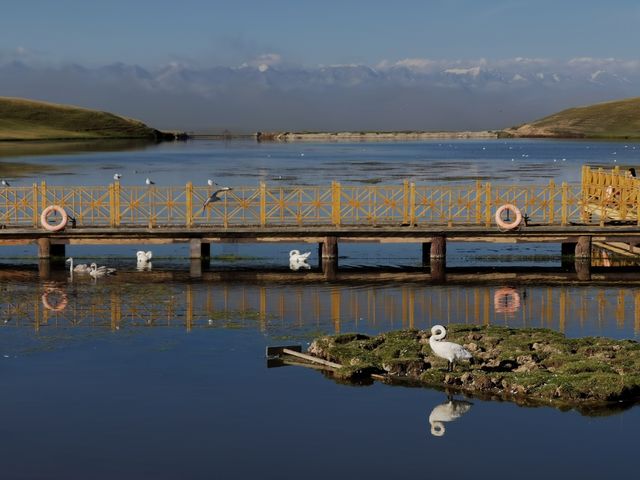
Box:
475, 181, 482, 225
549, 180, 555, 224
409, 182, 416, 225
402, 180, 409, 224
114, 180, 121, 227
109, 183, 115, 227
186, 182, 193, 227
260, 182, 266, 226
332, 181, 341, 226
484, 182, 492, 227
32, 183, 39, 227
561, 182, 568, 226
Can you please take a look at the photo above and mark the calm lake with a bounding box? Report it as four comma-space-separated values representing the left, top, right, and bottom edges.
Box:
0, 138, 638, 479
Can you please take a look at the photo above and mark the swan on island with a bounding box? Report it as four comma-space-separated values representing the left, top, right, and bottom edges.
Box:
65, 257, 90, 274
428, 397, 473, 437
429, 324, 473, 372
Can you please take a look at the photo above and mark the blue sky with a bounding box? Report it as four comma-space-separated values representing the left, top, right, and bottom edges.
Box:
2, 0, 639, 67
2, 0, 640, 131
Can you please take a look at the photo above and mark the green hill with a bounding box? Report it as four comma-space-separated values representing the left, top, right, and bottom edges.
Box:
503, 97, 640, 139
0, 97, 170, 141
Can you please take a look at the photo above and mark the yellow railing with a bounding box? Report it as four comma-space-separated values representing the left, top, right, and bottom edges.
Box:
581, 165, 640, 225
0, 171, 633, 228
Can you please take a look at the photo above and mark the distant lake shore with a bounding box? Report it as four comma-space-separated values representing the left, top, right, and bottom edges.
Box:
256, 130, 498, 141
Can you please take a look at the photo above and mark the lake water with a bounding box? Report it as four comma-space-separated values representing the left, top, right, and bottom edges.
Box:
0, 139, 638, 479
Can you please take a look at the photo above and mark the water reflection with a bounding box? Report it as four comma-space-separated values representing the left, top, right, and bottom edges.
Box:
0, 271, 639, 338
428, 397, 473, 437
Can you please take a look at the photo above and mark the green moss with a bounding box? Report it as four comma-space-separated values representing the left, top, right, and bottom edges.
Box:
309, 324, 640, 408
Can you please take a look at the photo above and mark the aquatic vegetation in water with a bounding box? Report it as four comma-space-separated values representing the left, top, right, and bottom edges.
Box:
308, 325, 640, 411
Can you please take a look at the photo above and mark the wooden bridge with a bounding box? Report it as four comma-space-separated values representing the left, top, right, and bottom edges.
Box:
0, 166, 639, 277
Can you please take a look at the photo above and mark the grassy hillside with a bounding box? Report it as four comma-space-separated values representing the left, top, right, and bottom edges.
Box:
503, 97, 640, 139
0, 97, 166, 141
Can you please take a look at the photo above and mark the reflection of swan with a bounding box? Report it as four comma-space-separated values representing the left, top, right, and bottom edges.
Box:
136, 250, 153, 262
429, 325, 473, 372
428, 398, 473, 437
137, 261, 152, 271
89, 263, 116, 278
65, 257, 89, 274
289, 258, 311, 271
289, 250, 311, 263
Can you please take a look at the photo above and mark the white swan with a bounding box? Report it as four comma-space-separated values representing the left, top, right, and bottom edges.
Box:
289, 249, 311, 263
429, 324, 473, 372
428, 398, 473, 437
65, 257, 90, 273
137, 261, 152, 271
88, 262, 116, 278
289, 258, 311, 271
136, 250, 153, 262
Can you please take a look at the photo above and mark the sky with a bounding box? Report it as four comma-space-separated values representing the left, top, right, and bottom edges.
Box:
1, 0, 640, 131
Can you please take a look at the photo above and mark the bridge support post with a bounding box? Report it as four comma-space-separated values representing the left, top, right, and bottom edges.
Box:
37, 238, 51, 258
576, 236, 591, 258
321, 236, 338, 259
430, 236, 446, 282
38, 259, 51, 279
322, 258, 338, 281
189, 238, 210, 259
575, 259, 591, 281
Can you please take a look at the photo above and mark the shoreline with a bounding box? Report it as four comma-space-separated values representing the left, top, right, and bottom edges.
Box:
256, 130, 499, 142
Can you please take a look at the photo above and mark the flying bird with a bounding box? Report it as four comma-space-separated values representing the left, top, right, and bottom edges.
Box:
202, 187, 232, 208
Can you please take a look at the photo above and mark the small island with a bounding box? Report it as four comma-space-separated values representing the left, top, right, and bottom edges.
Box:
307, 325, 640, 412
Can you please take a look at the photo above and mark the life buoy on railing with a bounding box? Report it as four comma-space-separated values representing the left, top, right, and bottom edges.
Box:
495, 204, 523, 231
40, 205, 68, 232
494, 287, 521, 315
41, 288, 68, 312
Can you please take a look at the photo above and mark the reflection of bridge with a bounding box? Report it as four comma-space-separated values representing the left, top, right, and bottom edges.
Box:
1, 270, 640, 334
1, 167, 639, 278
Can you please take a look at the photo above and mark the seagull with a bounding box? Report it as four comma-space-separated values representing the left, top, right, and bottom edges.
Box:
136, 250, 153, 263
429, 324, 473, 372
145, 178, 155, 185
207, 179, 218, 186
202, 187, 232, 208
88, 262, 116, 278
1, 179, 10, 187
113, 173, 122, 180
428, 398, 473, 437
65, 257, 90, 274
289, 249, 311, 263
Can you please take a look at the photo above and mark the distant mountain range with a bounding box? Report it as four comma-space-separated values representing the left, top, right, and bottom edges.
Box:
1, 58, 639, 132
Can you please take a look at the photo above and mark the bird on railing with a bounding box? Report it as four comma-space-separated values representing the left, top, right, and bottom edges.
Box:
202, 187, 232, 208
145, 177, 155, 185
113, 173, 122, 180
207, 179, 218, 186
1, 179, 10, 187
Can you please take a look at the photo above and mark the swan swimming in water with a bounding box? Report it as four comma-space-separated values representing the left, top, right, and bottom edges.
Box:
136, 250, 153, 262
88, 262, 116, 278
289, 258, 311, 271
429, 324, 473, 372
65, 257, 90, 274
289, 249, 311, 263
428, 397, 473, 437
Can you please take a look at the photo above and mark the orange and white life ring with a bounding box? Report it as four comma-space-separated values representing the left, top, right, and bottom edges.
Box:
41, 288, 68, 312
495, 204, 523, 231
494, 287, 521, 315
40, 205, 68, 232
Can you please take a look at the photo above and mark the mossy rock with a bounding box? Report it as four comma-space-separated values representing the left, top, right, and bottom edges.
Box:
308, 325, 640, 409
